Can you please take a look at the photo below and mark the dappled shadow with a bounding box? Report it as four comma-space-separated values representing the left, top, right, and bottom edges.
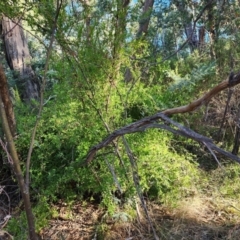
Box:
39, 201, 104, 240
37, 197, 240, 240
0, 169, 20, 240
105, 199, 240, 240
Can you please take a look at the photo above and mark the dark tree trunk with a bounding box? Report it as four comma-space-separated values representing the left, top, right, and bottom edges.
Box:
1, 16, 40, 102
0, 64, 38, 240
232, 127, 240, 155
136, 0, 154, 38
206, 1, 216, 60
0, 64, 16, 136
198, 26, 205, 49
0, 63, 16, 182
124, 0, 155, 82
185, 23, 198, 49
232, 106, 240, 155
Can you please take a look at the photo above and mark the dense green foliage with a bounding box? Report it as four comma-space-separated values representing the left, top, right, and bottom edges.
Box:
1, 0, 240, 238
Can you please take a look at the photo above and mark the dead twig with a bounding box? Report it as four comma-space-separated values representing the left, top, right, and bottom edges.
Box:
122, 136, 159, 240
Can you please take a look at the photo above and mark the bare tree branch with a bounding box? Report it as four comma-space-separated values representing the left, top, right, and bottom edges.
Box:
122, 136, 159, 240
85, 72, 240, 164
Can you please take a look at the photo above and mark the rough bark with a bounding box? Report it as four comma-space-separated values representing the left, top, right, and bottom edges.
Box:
136, 0, 154, 38
232, 105, 240, 155
198, 26, 205, 48
185, 23, 198, 48
0, 64, 16, 136
232, 127, 240, 155
1, 16, 40, 102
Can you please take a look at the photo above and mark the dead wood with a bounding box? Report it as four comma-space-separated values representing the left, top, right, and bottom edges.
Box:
85, 72, 240, 164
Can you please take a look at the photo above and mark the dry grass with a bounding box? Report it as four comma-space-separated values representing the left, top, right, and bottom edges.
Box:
103, 196, 240, 240
2, 183, 240, 239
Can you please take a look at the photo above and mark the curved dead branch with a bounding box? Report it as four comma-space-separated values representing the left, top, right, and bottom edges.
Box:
85, 72, 240, 164
162, 72, 240, 115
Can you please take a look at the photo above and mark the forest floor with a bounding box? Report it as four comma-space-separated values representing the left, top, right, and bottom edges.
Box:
35, 197, 240, 240
38, 198, 240, 240
21, 196, 240, 239
1, 193, 240, 239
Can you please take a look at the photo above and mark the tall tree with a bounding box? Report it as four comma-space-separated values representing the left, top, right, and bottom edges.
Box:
0, 64, 38, 240
136, 0, 155, 38
173, 0, 199, 50
1, 16, 40, 102
79, 0, 92, 43
124, 0, 155, 82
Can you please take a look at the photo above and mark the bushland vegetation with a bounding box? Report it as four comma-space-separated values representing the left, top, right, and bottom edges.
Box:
1, 1, 240, 239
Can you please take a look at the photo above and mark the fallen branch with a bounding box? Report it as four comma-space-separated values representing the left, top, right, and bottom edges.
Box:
85, 72, 240, 164
162, 72, 240, 115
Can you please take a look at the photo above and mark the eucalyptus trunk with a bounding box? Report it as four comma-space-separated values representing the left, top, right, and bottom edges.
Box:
1, 16, 40, 102
136, 0, 155, 38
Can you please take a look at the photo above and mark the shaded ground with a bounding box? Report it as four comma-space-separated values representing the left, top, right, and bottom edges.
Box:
39, 202, 104, 240
2, 196, 240, 240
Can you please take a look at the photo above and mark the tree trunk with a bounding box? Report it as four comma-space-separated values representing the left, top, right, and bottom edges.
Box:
1, 16, 40, 102
198, 26, 205, 49
113, 0, 130, 59
174, 0, 199, 50
185, 23, 198, 49
79, 0, 92, 43
136, 0, 154, 38
0, 64, 16, 136
232, 106, 240, 155
0, 66, 38, 240
125, 0, 155, 82
110, 0, 130, 82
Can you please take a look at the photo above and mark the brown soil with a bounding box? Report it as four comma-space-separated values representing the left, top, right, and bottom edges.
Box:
2, 196, 240, 240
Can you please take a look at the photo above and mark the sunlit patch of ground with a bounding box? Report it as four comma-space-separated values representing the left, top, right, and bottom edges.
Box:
104, 198, 240, 240
37, 196, 240, 240
1, 196, 240, 239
